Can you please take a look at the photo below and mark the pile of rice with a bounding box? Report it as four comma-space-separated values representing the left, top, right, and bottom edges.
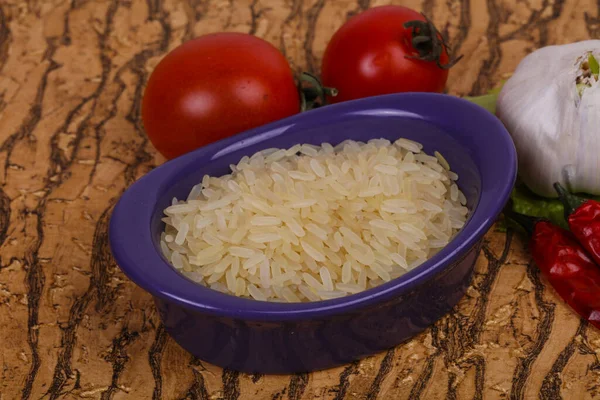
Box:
160, 138, 468, 302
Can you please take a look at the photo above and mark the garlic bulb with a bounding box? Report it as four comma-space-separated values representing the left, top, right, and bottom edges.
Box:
496, 40, 600, 198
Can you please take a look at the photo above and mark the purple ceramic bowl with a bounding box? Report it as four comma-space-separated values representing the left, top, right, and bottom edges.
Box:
109, 93, 516, 374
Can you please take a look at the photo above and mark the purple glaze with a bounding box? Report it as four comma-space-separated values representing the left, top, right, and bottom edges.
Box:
109, 93, 517, 373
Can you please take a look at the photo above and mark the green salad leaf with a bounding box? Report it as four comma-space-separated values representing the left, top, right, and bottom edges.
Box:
463, 80, 505, 114
510, 184, 600, 228
510, 184, 568, 228
464, 92, 498, 114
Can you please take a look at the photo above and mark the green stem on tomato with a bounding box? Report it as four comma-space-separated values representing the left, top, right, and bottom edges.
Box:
403, 14, 463, 69
298, 72, 338, 112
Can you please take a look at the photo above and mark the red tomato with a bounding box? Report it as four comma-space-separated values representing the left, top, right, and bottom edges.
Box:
142, 33, 299, 159
321, 6, 457, 103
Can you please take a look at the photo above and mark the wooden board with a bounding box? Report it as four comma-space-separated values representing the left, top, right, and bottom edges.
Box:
1, 0, 600, 398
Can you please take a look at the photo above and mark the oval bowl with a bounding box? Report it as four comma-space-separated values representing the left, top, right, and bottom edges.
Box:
109, 93, 516, 374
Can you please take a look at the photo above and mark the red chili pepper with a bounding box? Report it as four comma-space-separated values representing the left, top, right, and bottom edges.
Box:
554, 182, 600, 266
507, 210, 600, 329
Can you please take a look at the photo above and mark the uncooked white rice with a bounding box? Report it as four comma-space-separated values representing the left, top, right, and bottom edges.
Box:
160, 138, 469, 302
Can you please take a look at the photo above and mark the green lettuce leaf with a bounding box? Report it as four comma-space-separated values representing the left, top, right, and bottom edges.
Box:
510, 184, 567, 228
510, 184, 600, 228
464, 92, 498, 114
463, 80, 505, 114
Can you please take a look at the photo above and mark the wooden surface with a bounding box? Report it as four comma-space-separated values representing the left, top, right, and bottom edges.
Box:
1, 0, 600, 399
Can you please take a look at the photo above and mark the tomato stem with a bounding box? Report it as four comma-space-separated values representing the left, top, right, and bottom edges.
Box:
403, 14, 463, 69
298, 72, 338, 111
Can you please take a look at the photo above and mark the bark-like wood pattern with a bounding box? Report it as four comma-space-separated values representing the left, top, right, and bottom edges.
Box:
1, 0, 599, 398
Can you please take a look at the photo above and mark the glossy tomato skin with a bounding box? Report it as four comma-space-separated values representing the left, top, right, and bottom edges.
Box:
321, 6, 450, 103
142, 33, 299, 159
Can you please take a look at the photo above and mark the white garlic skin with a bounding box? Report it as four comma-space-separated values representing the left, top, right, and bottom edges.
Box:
496, 40, 600, 198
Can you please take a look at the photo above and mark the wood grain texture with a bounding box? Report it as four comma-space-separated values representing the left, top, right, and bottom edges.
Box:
1, 0, 600, 398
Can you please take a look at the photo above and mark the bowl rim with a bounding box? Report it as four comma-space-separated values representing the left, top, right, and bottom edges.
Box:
109, 92, 517, 321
